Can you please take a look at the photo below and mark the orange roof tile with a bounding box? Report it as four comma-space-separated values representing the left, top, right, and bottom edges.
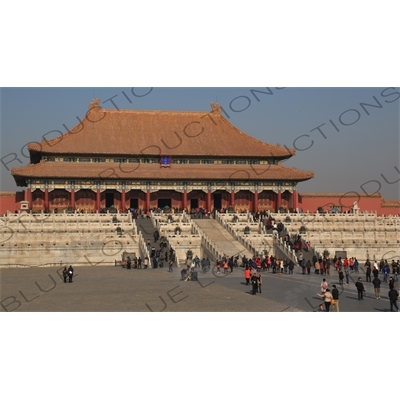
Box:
12, 162, 314, 182
27, 102, 295, 158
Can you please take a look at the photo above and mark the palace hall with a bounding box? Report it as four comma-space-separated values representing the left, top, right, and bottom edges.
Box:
10, 100, 314, 213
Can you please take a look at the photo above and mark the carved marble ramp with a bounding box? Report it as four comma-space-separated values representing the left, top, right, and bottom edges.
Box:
195, 219, 253, 259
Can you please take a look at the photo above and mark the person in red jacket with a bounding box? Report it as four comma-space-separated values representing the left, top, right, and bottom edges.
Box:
245, 267, 251, 285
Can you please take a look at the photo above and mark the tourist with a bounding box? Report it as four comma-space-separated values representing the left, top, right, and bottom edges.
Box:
317, 288, 333, 312
355, 277, 365, 300
127, 256, 131, 270
257, 272, 262, 293
388, 277, 395, 290
67, 265, 74, 283
306, 259, 311, 275
338, 269, 344, 285
62, 267, 68, 283
288, 259, 294, 275
143, 257, 149, 269
223, 260, 229, 274
301, 259, 306, 275
317, 304, 325, 312
366, 264, 372, 282
251, 272, 258, 295
372, 266, 379, 279
353, 258, 359, 273
383, 265, 390, 283
321, 278, 328, 294
168, 260, 173, 272
245, 266, 251, 285
216, 261, 221, 274
331, 284, 340, 312
344, 264, 350, 285
372, 276, 381, 299
388, 287, 399, 312
314, 259, 320, 274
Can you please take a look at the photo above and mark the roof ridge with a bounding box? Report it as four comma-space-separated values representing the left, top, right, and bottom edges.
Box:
218, 114, 296, 157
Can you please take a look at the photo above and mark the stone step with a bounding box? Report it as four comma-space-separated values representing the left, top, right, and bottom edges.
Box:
195, 219, 253, 258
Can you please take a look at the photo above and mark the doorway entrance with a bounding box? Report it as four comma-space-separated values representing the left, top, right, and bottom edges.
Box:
106, 193, 114, 208
190, 198, 199, 209
213, 193, 222, 210
158, 198, 171, 209
130, 198, 138, 209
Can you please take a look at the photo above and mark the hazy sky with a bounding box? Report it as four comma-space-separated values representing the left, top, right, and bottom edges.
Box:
1, 87, 399, 199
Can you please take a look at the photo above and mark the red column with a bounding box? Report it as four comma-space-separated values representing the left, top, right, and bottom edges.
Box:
276, 190, 282, 212
44, 188, 49, 211
146, 189, 151, 211
293, 189, 298, 211
121, 189, 126, 212
230, 190, 235, 208
253, 190, 258, 212
71, 189, 75, 209
183, 190, 187, 210
207, 190, 212, 211
96, 189, 101, 212
25, 188, 32, 210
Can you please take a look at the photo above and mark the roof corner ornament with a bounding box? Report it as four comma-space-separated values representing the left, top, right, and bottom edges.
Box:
89, 98, 101, 110
210, 102, 222, 114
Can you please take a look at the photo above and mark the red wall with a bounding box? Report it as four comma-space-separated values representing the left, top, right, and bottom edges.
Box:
299, 195, 400, 216
0, 194, 18, 214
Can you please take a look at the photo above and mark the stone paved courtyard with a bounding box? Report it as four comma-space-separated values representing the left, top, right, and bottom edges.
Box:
1, 263, 396, 312
0, 265, 302, 312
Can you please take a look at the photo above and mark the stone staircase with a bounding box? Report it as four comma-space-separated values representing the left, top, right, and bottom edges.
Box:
193, 219, 253, 259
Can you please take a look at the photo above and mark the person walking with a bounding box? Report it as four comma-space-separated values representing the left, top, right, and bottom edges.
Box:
245, 267, 251, 285
306, 259, 311, 275
331, 284, 340, 312
301, 259, 306, 275
288, 260, 294, 275
383, 266, 389, 283
366, 264, 372, 282
338, 269, 344, 285
355, 277, 365, 300
354, 258, 359, 273
251, 272, 258, 295
257, 272, 262, 293
168, 259, 173, 272
372, 276, 381, 299
317, 288, 333, 312
62, 267, 68, 283
67, 265, 74, 283
223, 260, 229, 275
388, 288, 399, 312
344, 264, 350, 285
321, 278, 328, 294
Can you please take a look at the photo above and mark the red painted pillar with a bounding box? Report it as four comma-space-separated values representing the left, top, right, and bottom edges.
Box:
207, 190, 212, 211
146, 189, 151, 211
44, 188, 49, 211
71, 189, 75, 209
293, 189, 298, 211
25, 188, 32, 209
254, 190, 258, 213
276, 190, 282, 212
96, 189, 101, 212
230, 190, 235, 208
121, 189, 126, 212
183, 190, 187, 210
